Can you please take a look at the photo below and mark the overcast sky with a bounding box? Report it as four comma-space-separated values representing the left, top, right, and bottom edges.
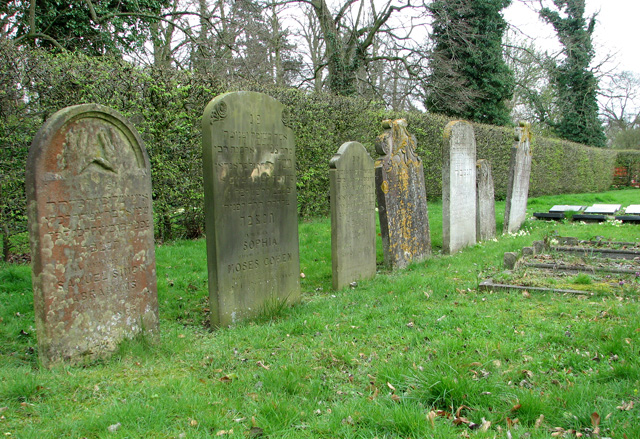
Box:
504, 0, 639, 75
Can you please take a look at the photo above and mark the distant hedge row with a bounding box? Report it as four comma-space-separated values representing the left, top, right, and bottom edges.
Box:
0, 44, 632, 255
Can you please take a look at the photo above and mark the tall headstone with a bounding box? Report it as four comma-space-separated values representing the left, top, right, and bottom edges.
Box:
503, 121, 533, 234
330, 142, 376, 289
202, 92, 300, 327
26, 104, 158, 367
476, 159, 496, 241
442, 120, 476, 254
375, 119, 430, 269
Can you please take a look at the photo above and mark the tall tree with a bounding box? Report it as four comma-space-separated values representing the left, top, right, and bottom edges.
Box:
294, 0, 412, 96
540, 0, 606, 147
425, 0, 514, 126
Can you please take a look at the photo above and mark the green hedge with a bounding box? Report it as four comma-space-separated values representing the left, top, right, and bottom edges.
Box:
0, 45, 633, 257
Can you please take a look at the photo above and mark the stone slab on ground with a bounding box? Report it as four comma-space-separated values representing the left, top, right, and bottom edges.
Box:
584, 204, 622, 214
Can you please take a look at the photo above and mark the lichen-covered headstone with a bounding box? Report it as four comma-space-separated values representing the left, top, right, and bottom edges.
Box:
330, 141, 376, 289
476, 159, 496, 242
26, 104, 158, 367
202, 92, 300, 327
375, 119, 430, 269
442, 121, 476, 254
503, 122, 532, 234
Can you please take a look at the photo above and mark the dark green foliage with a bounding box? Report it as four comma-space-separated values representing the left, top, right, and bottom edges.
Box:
540, 0, 606, 147
0, 44, 631, 258
9, 0, 169, 55
425, 0, 515, 126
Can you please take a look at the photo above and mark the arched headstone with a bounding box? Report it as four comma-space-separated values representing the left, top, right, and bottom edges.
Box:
26, 104, 158, 366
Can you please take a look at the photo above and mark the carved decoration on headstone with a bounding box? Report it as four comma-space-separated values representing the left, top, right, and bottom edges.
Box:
202, 91, 300, 327
26, 104, 158, 367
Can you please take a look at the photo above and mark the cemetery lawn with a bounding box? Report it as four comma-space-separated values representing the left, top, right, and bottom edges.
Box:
1, 189, 639, 438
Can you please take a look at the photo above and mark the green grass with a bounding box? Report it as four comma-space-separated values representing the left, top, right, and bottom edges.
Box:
1, 189, 639, 438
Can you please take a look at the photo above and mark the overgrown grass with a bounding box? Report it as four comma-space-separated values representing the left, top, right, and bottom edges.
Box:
1, 189, 639, 438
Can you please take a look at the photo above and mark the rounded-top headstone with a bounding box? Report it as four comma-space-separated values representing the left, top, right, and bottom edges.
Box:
26, 104, 158, 367
202, 92, 300, 327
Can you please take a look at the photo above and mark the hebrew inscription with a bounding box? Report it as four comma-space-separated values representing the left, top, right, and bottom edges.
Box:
202, 92, 300, 327
26, 104, 158, 367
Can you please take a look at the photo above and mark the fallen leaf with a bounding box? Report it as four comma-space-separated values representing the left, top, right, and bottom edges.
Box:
522, 290, 531, 298
248, 426, 264, 437
390, 394, 401, 402
535, 414, 544, 428
511, 403, 522, 412
107, 423, 121, 433
386, 382, 396, 391
479, 418, 491, 431
190, 419, 198, 426
427, 410, 436, 428
300, 272, 306, 278
453, 416, 470, 426
256, 361, 270, 370
591, 412, 600, 435
617, 400, 634, 410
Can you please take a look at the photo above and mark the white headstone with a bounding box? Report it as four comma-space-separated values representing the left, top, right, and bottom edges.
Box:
442, 120, 476, 254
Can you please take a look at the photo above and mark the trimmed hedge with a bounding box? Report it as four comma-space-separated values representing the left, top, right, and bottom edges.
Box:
0, 44, 634, 256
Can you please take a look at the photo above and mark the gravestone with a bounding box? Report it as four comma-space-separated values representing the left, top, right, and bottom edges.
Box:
375, 119, 430, 269
503, 121, 532, 234
549, 205, 586, 213
330, 142, 376, 289
476, 159, 496, 242
202, 91, 300, 326
442, 120, 476, 254
584, 204, 622, 214
625, 205, 640, 215
25, 104, 158, 366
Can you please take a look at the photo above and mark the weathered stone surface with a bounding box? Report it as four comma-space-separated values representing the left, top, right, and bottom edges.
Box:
584, 204, 622, 214
442, 121, 476, 254
532, 240, 546, 254
503, 252, 518, 270
202, 92, 300, 327
522, 246, 533, 256
330, 142, 376, 289
503, 122, 532, 234
476, 159, 496, 242
375, 119, 430, 269
26, 104, 158, 367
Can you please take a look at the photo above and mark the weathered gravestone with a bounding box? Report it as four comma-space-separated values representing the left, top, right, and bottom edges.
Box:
503, 122, 532, 234
442, 120, 476, 254
375, 119, 431, 269
26, 104, 158, 366
330, 142, 376, 289
476, 159, 496, 242
202, 92, 300, 327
